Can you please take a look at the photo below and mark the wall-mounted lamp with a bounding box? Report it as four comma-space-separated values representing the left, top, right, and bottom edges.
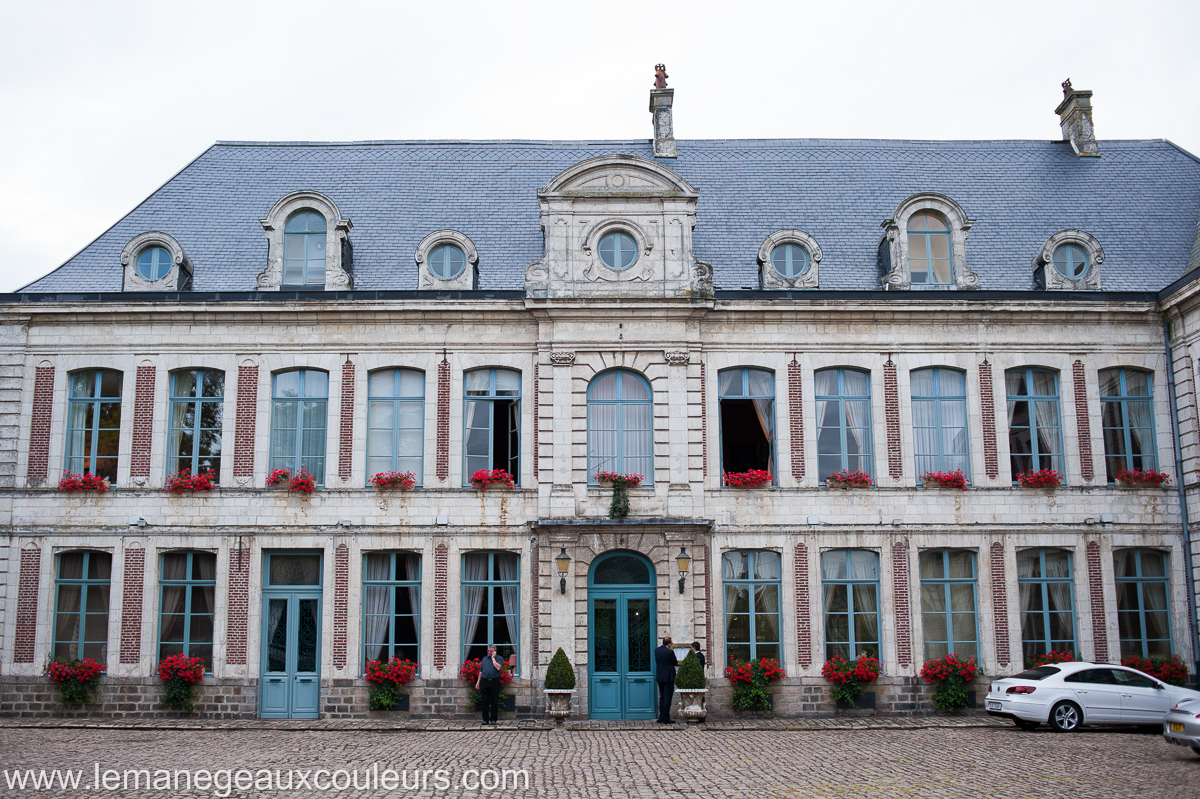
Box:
556, 547, 571, 594
676, 545, 691, 594
127, 516, 147, 528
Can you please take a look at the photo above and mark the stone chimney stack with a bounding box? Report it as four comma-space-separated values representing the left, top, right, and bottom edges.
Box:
1055, 79, 1099, 157
650, 64, 676, 158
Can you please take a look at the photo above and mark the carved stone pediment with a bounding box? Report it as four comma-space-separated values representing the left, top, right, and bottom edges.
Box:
526, 155, 711, 300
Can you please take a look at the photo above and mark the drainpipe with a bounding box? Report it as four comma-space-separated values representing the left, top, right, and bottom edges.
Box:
1163, 314, 1200, 675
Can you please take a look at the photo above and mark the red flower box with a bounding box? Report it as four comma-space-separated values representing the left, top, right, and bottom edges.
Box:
825, 469, 873, 488
58, 472, 109, 493
724, 470, 773, 488
1015, 469, 1063, 488
921, 469, 968, 491
165, 469, 217, 494
470, 469, 515, 490
370, 471, 417, 490
1115, 468, 1170, 486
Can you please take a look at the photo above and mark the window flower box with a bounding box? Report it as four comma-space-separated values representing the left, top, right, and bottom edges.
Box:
724, 469, 772, 488
470, 469, 515, 490
822, 655, 881, 709
267, 467, 317, 493
1115, 468, 1170, 487
920, 469, 968, 491
364, 656, 418, 710
58, 472, 110, 493
370, 471, 417, 490
1015, 469, 1062, 488
824, 470, 873, 489
165, 469, 217, 495
593, 472, 643, 519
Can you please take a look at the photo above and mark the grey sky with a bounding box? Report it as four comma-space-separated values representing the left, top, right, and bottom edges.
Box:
1, 0, 1196, 292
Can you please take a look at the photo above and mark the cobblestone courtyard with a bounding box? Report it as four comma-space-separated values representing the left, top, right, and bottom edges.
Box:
0, 723, 1194, 798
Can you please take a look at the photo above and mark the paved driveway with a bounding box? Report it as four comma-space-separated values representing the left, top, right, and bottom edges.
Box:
0, 726, 1193, 797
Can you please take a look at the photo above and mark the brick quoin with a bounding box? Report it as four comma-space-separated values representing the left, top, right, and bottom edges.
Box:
530, 539, 539, 666
1086, 541, 1109, 662
233, 366, 259, 478
698, 544, 711, 662
226, 548, 250, 665
27, 366, 54, 486
14, 548, 41, 663
1073, 360, 1094, 481
533, 361, 540, 482
333, 544, 349, 669
794, 543, 811, 668
788, 359, 804, 481
436, 359, 450, 481
892, 543, 911, 667
990, 542, 1011, 666
699, 362, 708, 477
119, 548, 145, 664
979, 361, 999, 479
884, 359, 902, 479
130, 366, 156, 478
338, 362, 355, 482
434, 543, 448, 669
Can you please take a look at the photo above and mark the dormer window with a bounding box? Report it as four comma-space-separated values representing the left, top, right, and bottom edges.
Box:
598, 232, 638, 270
1052, 244, 1089, 279
120, 232, 191, 291
428, 244, 467, 280
757, 230, 821, 289
771, 244, 809, 278
1035, 230, 1104, 290
879, 193, 980, 291
283, 210, 328, 287
136, 247, 173, 281
907, 212, 951, 286
416, 231, 478, 290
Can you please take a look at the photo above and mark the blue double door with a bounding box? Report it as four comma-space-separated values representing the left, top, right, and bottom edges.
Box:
588, 589, 657, 719
259, 591, 322, 718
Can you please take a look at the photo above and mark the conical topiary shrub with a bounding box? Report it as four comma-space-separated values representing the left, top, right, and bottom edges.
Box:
544, 647, 576, 690
675, 651, 706, 690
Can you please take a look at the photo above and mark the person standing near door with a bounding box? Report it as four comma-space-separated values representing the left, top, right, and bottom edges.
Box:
654, 636, 677, 724
476, 644, 504, 725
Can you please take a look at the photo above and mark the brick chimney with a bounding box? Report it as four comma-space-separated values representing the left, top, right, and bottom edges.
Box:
1055, 79, 1099, 157
650, 63, 676, 158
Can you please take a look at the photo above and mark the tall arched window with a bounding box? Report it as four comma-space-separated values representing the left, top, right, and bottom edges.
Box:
587, 370, 653, 483
718, 368, 775, 480
1115, 549, 1171, 659
1006, 367, 1063, 481
282, 210, 327, 287
159, 550, 216, 670
463, 368, 520, 485
815, 368, 873, 482
169, 369, 224, 479
367, 369, 425, 484
1100, 368, 1157, 483
66, 369, 123, 482
271, 369, 329, 485
723, 550, 781, 663
911, 367, 968, 480
907, 211, 951, 286
1018, 548, 1076, 663
54, 551, 112, 661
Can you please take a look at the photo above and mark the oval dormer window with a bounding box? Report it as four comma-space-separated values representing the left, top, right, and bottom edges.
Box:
598, 231, 638, 270
428, 244, 467, 280
136, 246, 173, 281
1053, 243, 1089, 279
770, 243, 810, 278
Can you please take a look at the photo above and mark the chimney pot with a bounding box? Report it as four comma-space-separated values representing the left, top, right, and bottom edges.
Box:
1055, 79, 1100, 157
649, 64, 676, 158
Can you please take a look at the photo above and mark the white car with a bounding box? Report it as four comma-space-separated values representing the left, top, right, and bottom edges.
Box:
985, 661, 1200, 732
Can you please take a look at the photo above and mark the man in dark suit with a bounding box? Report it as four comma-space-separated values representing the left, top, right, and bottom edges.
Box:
654, 636, 677, 724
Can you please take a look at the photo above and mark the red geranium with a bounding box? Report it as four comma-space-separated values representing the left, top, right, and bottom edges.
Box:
1015, 469, 1063, 488
164, 469, 217, 494
724, 470, 773, 488
58, 472, 109, 492
458, 657, 513, 685
1123, 654, 1188, 686
1027, 650, 1075, 667
157, 653, 207, 684
593, 472, 643, 488
266, 468, 291, 488
365, 656, 419, 685
1115, 468, 1170, 486
46, 657, 105, 704
471, 469, 516, 490
825, 469, 873, 488
921, 469, 969, 491
370, 471, 417, 490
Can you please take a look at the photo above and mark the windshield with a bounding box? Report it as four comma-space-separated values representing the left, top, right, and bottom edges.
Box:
1012, 667, 1061, 681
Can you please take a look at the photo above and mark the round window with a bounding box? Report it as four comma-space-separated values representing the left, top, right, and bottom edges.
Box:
770, 243, 810, 278
598, 232, 638, 270
428, 244, 467, 279
1052, 244, 1089, 279
135, 246, 173, 281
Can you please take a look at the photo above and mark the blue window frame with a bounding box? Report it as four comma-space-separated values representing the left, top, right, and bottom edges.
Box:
598, 232, 638, 270
907, 211, 951, 286
367, 369, 424, 484
815, 368, 873, 481
1100, 368, 1157, 483
159, 551, 216, 670
363, 552, 421, 666
428, 245, 466, 280
1052, 244, 1089, 279
462, 551, 520, 666
271, 369, 328, 485
463, 368, 520, 486
1115, 549, 1171, 659
587, 370, 653, 484
66, 369, 123, 483
821, 549, 880, 661
770, 244, 810, 278
136, 246, 173, 281
53, 551, 111, 662
919, 550, 978, 660
282, 210, 327, 287
169, 369, 224, 480
1006, 367, 1063, 481
718, 368, 775, 481
911, 367, 968, 481
723, 550, 782, 664
1018, 548, 1077, 663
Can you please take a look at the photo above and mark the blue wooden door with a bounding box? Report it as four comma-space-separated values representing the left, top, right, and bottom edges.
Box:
259, 592, 322, 718
589, 589, 656, 718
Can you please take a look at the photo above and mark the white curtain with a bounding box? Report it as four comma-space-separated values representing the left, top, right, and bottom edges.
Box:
405, 553, 421, 625
497, 553, 520, 650
754, 551, 781, 580
462, 553, 489, 649
364, 554, 392, 661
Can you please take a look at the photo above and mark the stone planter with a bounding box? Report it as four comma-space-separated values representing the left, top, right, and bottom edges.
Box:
677, 688, 707, 723
921, 479, 965, 490
544, 689, 575, 723
825, 482, 871, 489
369, 693, 410, 713
836, 691, 876, 710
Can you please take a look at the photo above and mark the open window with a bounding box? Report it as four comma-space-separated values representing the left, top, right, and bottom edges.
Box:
463, 368, 520, 485
718, 368, 775, 479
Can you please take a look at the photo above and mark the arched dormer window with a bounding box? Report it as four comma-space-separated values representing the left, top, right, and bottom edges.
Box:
416, 230, 478, 290
258, 191, 352, 291
756, 230, 821, 289
1035, 229, 1104, 291
880, 193, 980, 291
121, 231, 190, 291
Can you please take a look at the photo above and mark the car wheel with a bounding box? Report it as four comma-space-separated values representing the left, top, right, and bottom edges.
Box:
1013, 718, 1039, 731
1049, 701, 1082, 732
1192, 745, 1200, 757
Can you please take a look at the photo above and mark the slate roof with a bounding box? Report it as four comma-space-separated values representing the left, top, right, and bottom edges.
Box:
20, 138, 1200, 294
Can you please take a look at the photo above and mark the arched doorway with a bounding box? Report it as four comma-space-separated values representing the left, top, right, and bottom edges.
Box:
588, 551, 657, 719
